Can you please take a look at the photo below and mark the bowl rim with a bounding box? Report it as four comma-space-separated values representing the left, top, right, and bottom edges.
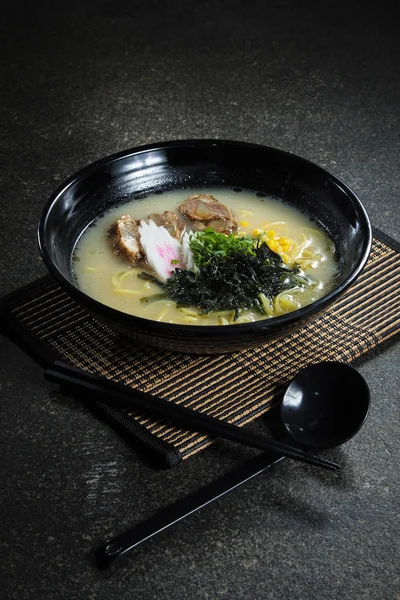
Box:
37, 138, 373, 335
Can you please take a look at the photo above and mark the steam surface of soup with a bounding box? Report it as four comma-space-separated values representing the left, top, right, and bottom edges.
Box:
73, 188, 338, 325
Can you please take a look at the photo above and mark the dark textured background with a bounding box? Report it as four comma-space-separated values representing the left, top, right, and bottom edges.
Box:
1, 1, 399, 599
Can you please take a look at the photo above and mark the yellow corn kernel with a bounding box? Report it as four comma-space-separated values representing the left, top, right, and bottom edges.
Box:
268, 240, 279, 251
281, 244, 291, 252
239, 221, 249, 227
279, 237, 293, 245
253, 228, 262, 237
281, 253, 290, 264
266, 230, 276, 238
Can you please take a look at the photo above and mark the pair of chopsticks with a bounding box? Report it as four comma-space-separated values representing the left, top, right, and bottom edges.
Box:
45, 360, 340, 472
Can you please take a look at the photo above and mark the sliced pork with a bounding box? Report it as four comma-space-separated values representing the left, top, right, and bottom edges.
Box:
112, 214, 143, 264
178, 194, 237, 234
147, 210, 184, 240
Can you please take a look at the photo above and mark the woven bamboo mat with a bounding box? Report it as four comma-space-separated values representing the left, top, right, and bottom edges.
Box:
2, 230, 399, 467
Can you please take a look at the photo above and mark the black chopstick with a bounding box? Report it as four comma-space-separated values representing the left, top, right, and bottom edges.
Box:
45, 360, 341, 472
95, 451, 285, 568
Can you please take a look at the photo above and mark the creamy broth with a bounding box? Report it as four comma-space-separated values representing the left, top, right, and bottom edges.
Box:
73, 188, 338, 325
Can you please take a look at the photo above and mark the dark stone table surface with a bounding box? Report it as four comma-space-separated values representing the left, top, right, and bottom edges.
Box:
1, 1, 399, 598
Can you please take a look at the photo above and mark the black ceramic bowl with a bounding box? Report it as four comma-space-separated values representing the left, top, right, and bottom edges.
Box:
38, 139, 372, 354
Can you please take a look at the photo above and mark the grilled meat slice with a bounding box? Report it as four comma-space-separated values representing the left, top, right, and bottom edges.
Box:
178, 194, 237, 234
147, 210, 184, 240
112, 214, 143, 264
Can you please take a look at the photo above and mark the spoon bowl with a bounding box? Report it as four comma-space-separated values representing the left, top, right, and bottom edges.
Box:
281, 361, 371, 449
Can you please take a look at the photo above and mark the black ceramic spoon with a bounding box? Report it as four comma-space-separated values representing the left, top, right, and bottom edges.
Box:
93, 361, 371, 568
281, 361, 371, 448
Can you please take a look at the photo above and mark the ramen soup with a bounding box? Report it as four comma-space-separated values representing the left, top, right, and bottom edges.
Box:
73, 188, 338, 325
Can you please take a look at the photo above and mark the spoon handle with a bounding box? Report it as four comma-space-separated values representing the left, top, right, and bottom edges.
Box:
45, 361, 340, 472
95, 451, 284, 568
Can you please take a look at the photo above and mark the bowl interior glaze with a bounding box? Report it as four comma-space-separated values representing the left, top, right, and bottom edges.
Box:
38, 140, 372, 354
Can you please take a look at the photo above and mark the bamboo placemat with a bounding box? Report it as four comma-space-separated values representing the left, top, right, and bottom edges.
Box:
2, 230, 399, 467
